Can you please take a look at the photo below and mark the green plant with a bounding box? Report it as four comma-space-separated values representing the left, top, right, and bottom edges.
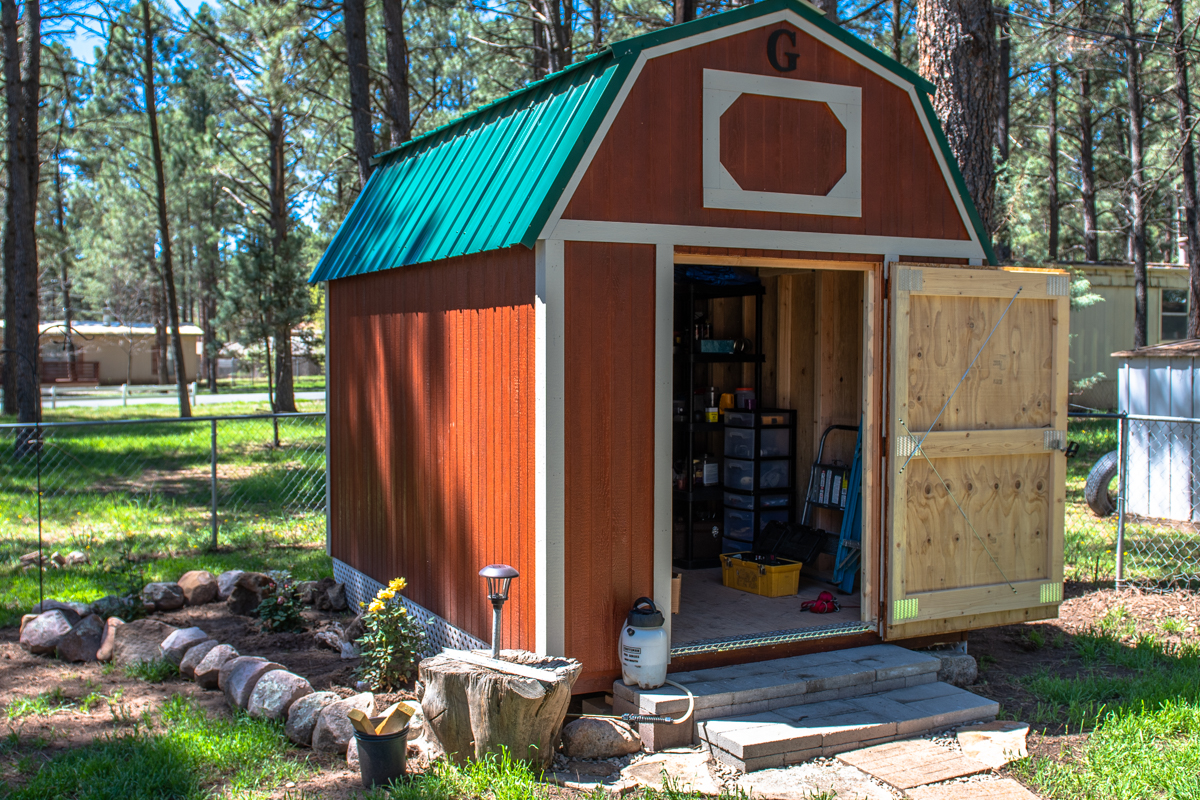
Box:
356, 577, 426, 691
257, 570, 304, 632
5, 687, 71, 719
1026, 628, 1046, 650
123, 658, 178, 683
1159, 616, 1188, 634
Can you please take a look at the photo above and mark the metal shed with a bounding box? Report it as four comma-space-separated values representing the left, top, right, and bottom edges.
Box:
1115, 339, 1200, 523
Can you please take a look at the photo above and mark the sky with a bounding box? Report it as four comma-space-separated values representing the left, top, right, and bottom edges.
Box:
60, 0, 208, 64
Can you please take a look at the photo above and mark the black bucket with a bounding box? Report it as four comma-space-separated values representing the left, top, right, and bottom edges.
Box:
354, 725, 409, 789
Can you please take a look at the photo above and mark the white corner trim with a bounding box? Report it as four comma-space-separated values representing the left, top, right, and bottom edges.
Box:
535, 239, 566, 656
702, 69, 862, 217
547, 219, 986, 260
653, 245, 674, 647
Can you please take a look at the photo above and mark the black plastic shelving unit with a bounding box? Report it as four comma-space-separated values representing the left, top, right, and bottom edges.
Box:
673, 281, 765, 570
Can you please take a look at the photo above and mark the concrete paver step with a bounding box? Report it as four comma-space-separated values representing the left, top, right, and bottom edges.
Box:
905, 777, 1040, 799
837, 739, 991, 790
698, 681, 998, 772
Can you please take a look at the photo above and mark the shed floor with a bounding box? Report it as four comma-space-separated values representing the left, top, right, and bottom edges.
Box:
671, 567, 862, 646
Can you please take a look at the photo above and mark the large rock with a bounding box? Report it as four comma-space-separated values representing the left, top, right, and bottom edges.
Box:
312, 692, 375, 754
65, 550, 89, 565
159, 627, 210, 665
248, 670, 314, 720
111, 618, 178, 666
194, 644, 239, 689
346, 736, 360, 770
286, 691, 341, 746
560, 718, 642, 759
296, 581, 319, 606
179, 639, 219, 679
325, 583, 348, 612
956, 721, 1030, 769
90, 595, 137, 620
19, 614, 37, 637
30, 600, 90, 626
141, 582, 185, 611
96, 617, 125, 662
19, 611, 74, 655
178, 570, 218, 605
217, 569, 245, 600
221, 656, 284, 709
932, 652, 978, 687
312, 577, 338, 611
227, 572, 274, 615
56, 614, 105, 662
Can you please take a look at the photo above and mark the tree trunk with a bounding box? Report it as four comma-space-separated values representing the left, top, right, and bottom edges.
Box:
199, 233, 218, 392
1122, 0, 1147, 348
274, 323, 296, 414
892, 0, 903, 62
994, 2, 1011, 261
531, 20, 548, 80
814, 0, 837, 24
917, 0, 998, 237
419, 650, 582, 769
590, 0, 601, 51
143, 0, 190, 417
673, 0, 695, 24
383, 0, 411, 146
5, 0, 41, 424
1079, 67, 1099, 262
266, 111, 297, 414
153, 289, 168, 385
55, 147, 74, 378
2, 207, 14, 415
345, 0, 373, 188
1047, 0, 1059, 262
1170, 0, 1200, 336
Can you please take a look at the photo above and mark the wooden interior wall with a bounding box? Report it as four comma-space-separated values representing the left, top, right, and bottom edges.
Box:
327, 247, 537, 651
563, 241, 657, 694
564, 23, 971, 242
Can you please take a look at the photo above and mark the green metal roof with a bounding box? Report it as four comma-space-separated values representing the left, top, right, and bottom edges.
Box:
311, 0, 989, 283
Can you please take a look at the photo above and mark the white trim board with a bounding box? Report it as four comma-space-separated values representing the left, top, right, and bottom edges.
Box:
702, 69, 862, 217
535, 239, 566, 656
548, 219, 986, 260
653, 245, 674, 646
537, 9, 982, 256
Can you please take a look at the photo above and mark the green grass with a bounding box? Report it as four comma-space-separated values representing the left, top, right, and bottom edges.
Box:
1013, 626, 1200, 798
4, 688, 73, 720
0, 694, 313, 800
122, 658, 180, 684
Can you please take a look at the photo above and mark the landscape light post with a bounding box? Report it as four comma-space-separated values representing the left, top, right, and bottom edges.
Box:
479, 564, 519, 659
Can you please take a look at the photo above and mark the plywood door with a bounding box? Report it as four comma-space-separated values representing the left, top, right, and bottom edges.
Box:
885, 266, 1069, 639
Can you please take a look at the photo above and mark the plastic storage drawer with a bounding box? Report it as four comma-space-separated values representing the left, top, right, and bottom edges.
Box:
724, 409, 796, 428
724, 458, 791, 491
724, 490, 791, 510
724, 427, 792, 458
723, 506, 790, 543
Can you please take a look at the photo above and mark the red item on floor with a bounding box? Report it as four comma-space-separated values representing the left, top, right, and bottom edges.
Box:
801, 591, 840, 614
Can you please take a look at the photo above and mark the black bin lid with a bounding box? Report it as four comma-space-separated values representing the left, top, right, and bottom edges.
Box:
626, 597, 665, 628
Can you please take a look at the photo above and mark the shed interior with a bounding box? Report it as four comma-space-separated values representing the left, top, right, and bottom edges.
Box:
671, 261, 874, 648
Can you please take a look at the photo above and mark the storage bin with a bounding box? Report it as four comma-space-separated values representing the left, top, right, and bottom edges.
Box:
724, 505, 790, 543
725, 458, 790, 490
720, 552, 803, 597
724, 490, 791, 510
724, 427, 756, 458
760, 428, 791, 457
724, 409, 795, 428
724, 426, 792, 458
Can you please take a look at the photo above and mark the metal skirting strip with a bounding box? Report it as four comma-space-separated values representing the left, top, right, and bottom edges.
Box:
670, 620, 875, 658
332, 558, 488, 655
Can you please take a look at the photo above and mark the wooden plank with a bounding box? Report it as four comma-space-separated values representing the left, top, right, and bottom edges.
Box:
911, 267, 1065, 300
888, 278, 912, 623
910, 428, 1055, 459
887, 602, 1058, 640
860, 267, 881, 625
907, 579, 1057, 622
442, 649, 562, 683
674, 253, 877, 272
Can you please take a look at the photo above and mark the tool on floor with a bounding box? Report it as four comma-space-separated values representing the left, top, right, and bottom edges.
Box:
566, 678, 696, 726
800, 590, 841, 613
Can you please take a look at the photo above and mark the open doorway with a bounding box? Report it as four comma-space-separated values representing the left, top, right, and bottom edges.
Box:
670, 259, 879, 651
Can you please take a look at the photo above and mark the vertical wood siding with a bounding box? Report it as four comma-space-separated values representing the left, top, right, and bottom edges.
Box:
564, 22, 970, 242
328, 247, 537, 650
563, 241, 657, 693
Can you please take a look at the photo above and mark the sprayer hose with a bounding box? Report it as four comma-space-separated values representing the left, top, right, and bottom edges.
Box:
567, 678, 696, 726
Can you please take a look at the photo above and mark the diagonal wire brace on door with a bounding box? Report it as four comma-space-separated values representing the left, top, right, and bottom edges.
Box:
900, 287, 1024, 474
898, 418, 1017, 593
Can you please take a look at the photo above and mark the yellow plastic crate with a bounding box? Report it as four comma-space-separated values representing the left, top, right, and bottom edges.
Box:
720, 552, 803, 597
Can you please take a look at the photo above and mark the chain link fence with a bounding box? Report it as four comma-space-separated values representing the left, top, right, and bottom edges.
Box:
0, 413, 325, 559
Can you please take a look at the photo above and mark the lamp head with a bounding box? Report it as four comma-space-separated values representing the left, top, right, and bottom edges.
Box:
479, 564, 519, 604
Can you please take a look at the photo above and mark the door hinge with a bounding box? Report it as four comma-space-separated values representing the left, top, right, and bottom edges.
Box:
1040, 582, 1063, 604
893, 598, 919, 621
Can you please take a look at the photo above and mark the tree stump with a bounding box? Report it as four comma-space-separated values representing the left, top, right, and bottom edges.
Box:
419, 649, 582, 768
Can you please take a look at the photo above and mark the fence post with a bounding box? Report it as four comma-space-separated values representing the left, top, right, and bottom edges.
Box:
49, 385, 56, 409
1115, 413, 1129, 589
121, 384, 128, 406
211, 418, 219, 548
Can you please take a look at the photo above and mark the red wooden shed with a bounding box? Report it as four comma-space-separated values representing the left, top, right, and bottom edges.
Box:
313, 0, 1069, 695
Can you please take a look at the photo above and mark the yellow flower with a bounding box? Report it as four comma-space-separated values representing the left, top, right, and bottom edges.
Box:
388, 577, 407, 592
377, 589, 395, 601
368, 599, 384, 614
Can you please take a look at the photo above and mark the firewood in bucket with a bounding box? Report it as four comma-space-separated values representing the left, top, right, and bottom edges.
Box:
347, 708, 377, 736
374, 701, 415, 735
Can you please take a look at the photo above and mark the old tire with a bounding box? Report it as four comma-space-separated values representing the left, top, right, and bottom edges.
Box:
1085, 451, 1119, 517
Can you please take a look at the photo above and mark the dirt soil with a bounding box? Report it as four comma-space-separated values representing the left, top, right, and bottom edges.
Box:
969, 582, 1200, 766
0, 602, 375, 797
